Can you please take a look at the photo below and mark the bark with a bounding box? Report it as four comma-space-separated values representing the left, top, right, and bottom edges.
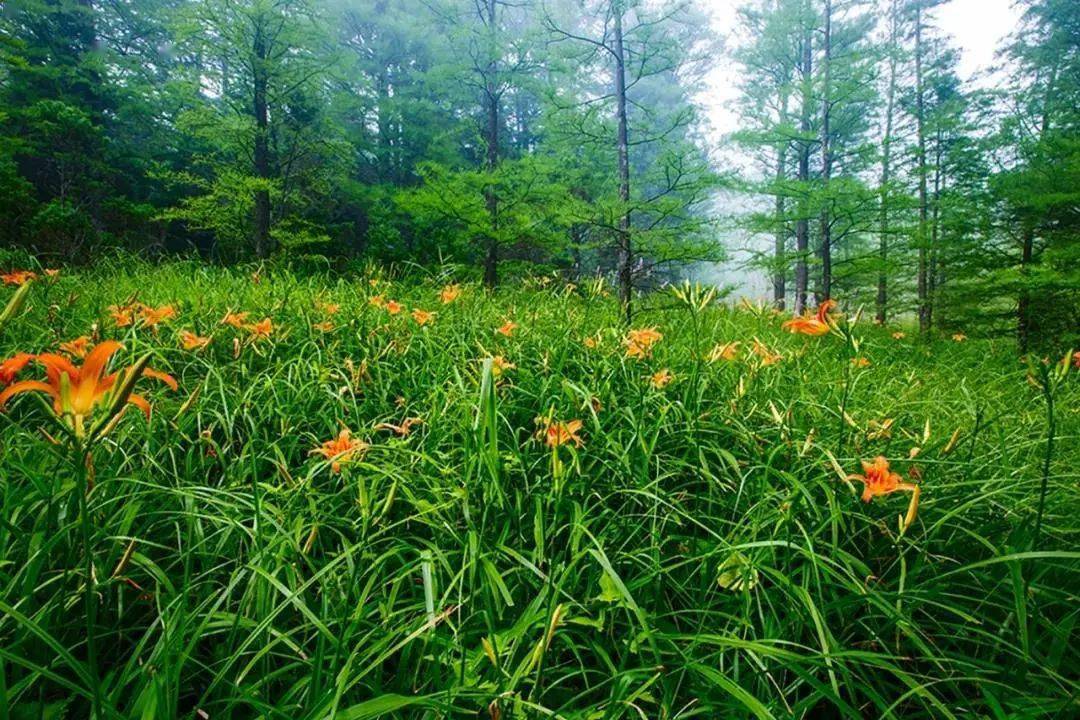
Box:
877, 0, 898, 324
613, 2, 633, 323
818, 0, 832, 302
915, 7, 929, 332
253, 17, 271, 259
794, 11, 812, 316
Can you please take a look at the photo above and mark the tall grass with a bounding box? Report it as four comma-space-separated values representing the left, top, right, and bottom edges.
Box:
0, 258, 1077, 719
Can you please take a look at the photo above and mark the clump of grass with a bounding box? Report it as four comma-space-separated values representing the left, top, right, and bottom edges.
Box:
0, 258, 1077, 718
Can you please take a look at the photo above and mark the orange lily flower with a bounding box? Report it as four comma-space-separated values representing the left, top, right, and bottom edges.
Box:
892, 332, 906, 340
60, 336, 91, 359
313, 321, 335, 333
624, 327, 662, 359
952, 333, 967, 342
851, 356, 871, 368
583, 335, 599, 349
539, 418, 584, 448
650, 368, 674, 388
750, 339, 782, 366
109, 303, 141, 327
247, 318, 273, 339
369, 294, 386, 308
706, 342, 740, 362
385, 300, 402, 315
317, 301, 341, 316
222, 311, 249, 328
179, 330, 212, 351
782, 299, 837, 336
489, 355, 515, 376
412, 308, 434, 325
1073, 350, 1080, 369
310, 428, 368, 473
141, 305, 177, 327
0, 341, 177, 435
44, 269, 60, 278
1, 270, 36, 286
0, 353, 34, 387
439, 284, 461, 304
849, 456, 920, 528
496, 320, 518, 337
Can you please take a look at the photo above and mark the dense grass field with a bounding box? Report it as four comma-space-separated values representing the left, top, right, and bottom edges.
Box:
0, 259, 1077, 719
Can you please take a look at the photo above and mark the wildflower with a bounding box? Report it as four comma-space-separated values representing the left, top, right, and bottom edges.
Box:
222, 311, 249, 329
60, 336, 91, 359
852, 356, 871, 368
848, 456, 920, 528
247, 318, 273, 339
624, 327, 663, 359
412, 308, 434, 325
782, 299, 837, 336
318, 301, 341, 315
892, 331, 906, 340
538, 418, 583, 448
650, 368, 674, 388
706, 342, 740, 362
140, 304, 177, 328
439, 284, 461, 304
313, 321, 335, 333
952, 333, 967, 342
1073, 351, 1080, 369
376, 416, 422, 437
1, 270, 36, 286
310, 428, 368, 473
369, 294, 386, 308
490, 355, 515, 376
496, 320, 518, 337
44, 269, 60, 278
109, 303, 141, 327
0, 353, 34, 387
385, 300, 402, 315
750, 339, 782, 366
179, 331, 212, 351
583, 335, 599, 349
0, 341, 177, 436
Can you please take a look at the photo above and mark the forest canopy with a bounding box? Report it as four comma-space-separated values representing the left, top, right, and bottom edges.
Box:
0, 0, 1077, 346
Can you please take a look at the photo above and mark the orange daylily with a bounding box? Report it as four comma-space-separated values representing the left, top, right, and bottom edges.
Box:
179, 330, 212, 351
0, 341, 177, 435
650, 368, 674, 388
750, 339, 782, 366
1073, 350, 1080, 369
44, 269, 60, 278
539, 418, 584, 448
313, 321, 335, 333
247, 318, 273, 339
60, 336, 91, 359
952, 333, 967, 342
317, 301, 341, 316
141, 305, 177, 327
892, 332, 906, 340
583, 335, 599, 349
412, 308, 434, 325
1, 270, 36, 286
782, 299, 837, 336
310, 428, 368, 473
706, 342, 740, 362
439, 284, 461, 304
369, 294, 386, 308
849, 456, 920, 528
851, 356, 871, 368
624, 327, 663, 359
496, 320, 518, 337
222, 311, 249, 328
489, 355, 515, 376
0, 353, 34, 387
109, 303, 141, 327
376, 417, 422, 437
385, 300, 402, 315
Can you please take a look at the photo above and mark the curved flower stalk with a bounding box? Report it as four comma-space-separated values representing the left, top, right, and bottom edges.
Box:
0, 340, 177, 442
0, 280, 32, 335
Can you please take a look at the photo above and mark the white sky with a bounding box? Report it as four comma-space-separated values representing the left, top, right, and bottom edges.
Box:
700, 0, 1024, 140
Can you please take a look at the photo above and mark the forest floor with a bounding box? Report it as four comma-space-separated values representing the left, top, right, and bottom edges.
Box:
0, 259, 1078, 719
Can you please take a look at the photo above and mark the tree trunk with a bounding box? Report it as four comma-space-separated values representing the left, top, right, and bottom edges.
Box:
773, 140, 788, 310
613, 1, 633, 323
877, 0, 898, 324
818, 0, 832, 303
794, 11, 812, 316
915, 7, 929, 333
929, 127, 942, 329
483, 0, 499, 289
252, 18, 271, 259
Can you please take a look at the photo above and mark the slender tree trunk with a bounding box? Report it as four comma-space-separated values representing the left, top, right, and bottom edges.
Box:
929, 127, 942, 329
818, 0, 832, 302
794, 12, 812, 316
915, 7, 929, 332
613, 1, 633, 323
773, 139, 788, 310
483, 0, 499, 288
252, 18, 271, 259
877, 0, 898, 324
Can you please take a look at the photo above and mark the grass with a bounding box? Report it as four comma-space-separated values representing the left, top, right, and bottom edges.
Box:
0, 257, 1077, 719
